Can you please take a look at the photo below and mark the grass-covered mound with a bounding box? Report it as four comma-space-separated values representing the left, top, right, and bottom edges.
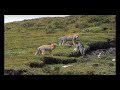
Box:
4, 15, 116, 75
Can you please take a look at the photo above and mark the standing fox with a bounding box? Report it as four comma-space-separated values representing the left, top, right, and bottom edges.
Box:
59, 33, 79, 46
35, 43, 57, 56
73, 41, 86, 56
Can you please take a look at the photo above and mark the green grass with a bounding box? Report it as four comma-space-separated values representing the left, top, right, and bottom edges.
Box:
4, 15, 116, 75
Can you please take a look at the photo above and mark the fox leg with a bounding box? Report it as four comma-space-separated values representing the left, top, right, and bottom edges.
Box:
49, 51, 53, 56
80, 48, 85, 56
62, 40, 64, 45
59, 40, 62, 46
73, 40, 74, 45
73, 40, 75, 45
83, 48, 85, 55
62, 42, 64, 45
62, 40, 66, 45
79, 48, 83, 56
41, 51, 45, 55
42, 52, 44, 55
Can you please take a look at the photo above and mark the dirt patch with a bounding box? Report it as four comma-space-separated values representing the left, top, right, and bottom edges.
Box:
92, 63, 100, 67
69, 52, 81, 57
29, 62, 45, 68
42, 57, 77, 64
86, 38, 116, 54
4, 69, 27, 75
88, 47, 116, 57
54, 53, 67, 57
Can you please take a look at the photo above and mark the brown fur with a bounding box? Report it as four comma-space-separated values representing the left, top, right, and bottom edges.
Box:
35, 43, 57, 56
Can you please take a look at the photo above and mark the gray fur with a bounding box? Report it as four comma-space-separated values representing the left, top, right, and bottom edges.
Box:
75, 42, 85, 56
59, 35, 79, 45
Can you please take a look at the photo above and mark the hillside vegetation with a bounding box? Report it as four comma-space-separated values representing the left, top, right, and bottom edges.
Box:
4, 15, 116, 75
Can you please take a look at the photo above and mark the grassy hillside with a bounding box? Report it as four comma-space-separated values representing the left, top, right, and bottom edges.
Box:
4, 15, 116, 75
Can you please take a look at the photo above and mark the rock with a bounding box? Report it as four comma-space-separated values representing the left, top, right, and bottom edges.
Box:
112, 59, 115, 62
97, 53, 101, 59
73, 48, 78, 52
62, 65, 73, 68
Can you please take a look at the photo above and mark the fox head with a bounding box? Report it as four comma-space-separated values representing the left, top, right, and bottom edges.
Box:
51, 43, 57, 49
74, 33, 79, 38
